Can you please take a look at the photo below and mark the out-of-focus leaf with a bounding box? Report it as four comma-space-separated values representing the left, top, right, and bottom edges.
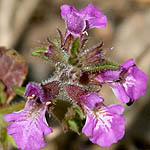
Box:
0, 102, 25, 115
0, 47, 28, 104
66, 106, 85, 133
0, 128, 8, 150
0, 81, 7, 105
7, 134, 16, 147
0, 115, 17, 149
67, 120, 79, 133
0, 127, 17, 150
0, 115, 7, 127
73, 107, 84, 120
12, 86, 26, 97
0, 102, 24, 148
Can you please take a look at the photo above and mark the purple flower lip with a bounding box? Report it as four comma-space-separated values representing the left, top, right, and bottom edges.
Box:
4, 82, 53, 150
81, 93, 125, 147
61, 3, 107, 38
24, 82, 51, 103
95, 59, 148, 103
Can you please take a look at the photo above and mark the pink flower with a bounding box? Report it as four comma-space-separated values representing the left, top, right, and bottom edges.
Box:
81, 93, 125, 147
4, 83, 52, 150
95, 59, 148, 103
61, 3, 107, 38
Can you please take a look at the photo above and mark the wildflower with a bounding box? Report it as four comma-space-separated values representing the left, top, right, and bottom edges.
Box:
61, 3, 107, 38
95, 59, 148, 103
81, 93, 125, 147
4, 83, 52, 150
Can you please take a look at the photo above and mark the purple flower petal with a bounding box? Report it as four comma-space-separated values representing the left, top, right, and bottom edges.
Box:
61, 5, 85, 38
4, 99, 52, 150
82, 114, 95, 137
122, 58, 134, 70
4, 82, 53, 150
122, 63, 148, 101
81, 93, 104, 110
61, 3, 107, 38
79, 3, 107, 29
25, 82, 51, 103
95, 69, 121, 83
82, 104, 125, 147
110, 82, 130, 103
65, 13, 86, 37
95, 59, 148, 103
61, 5, 77, 20
24, 82, 42, 98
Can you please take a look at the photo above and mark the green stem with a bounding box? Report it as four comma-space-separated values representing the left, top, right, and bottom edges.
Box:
83, 64, 119, 72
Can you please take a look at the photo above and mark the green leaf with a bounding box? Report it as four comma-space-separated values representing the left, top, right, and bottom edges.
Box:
7, 134, 17, 147
82, 64, 119, 72
0, 115, 17, 149
12, 86, 25, 97
73, 107, 84, 120
0, 115, 7, 127
67, 119, 80, 133
0, 127, 17, 149
0, 81, 7, 105
0, 115, 13, 150
32, 48, 48, 55
32, 48, 49, 60
65, 106, 85, 133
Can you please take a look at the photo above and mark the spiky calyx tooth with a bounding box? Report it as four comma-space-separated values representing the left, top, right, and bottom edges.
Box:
80, 41, 104, 66
63, 34, 74, 51
57, 29, 64, 48
65, 84, 88, 105
41, 81, 61, 100
79, 38, 88, 49
32, 37, 68, 64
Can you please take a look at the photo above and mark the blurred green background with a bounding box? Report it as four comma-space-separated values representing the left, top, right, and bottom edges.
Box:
0, 0, 150, 150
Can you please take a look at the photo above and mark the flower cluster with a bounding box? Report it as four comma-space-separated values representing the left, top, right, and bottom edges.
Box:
4, 3, 148, 150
